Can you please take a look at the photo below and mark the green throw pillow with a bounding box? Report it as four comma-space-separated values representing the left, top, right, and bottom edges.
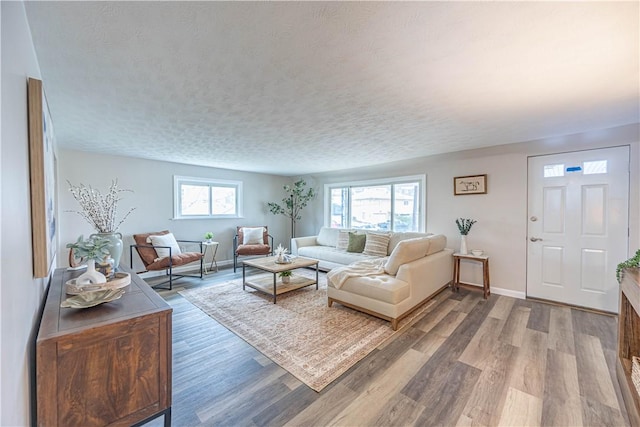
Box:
346, 232, 366, 253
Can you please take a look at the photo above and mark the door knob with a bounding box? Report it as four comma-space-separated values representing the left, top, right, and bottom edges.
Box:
530, 237, 542, 242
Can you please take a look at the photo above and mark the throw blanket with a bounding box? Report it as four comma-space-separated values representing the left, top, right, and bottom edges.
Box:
327, 258, 387, 289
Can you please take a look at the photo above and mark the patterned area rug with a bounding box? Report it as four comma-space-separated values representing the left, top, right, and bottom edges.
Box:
179, 270, 438, 391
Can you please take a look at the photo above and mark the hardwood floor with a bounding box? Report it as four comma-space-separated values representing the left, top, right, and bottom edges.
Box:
145, 269, 630, 427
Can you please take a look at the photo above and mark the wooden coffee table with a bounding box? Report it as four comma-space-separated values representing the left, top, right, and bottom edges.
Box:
242, 255, 319, 303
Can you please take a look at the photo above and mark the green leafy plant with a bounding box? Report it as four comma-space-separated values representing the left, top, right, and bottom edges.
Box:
616, 249, 640, 283
66, 235, 111, 263
279, 270, 292, 278
204, 231, 214, 240
455, 218, 477, 235
268, 179, 316, 238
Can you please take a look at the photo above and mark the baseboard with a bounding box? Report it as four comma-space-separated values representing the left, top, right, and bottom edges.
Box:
460, 282, 526, 300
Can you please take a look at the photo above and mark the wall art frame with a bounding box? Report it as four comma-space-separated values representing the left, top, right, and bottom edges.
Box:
28, 77, 57, 278
454, 174, 487, 196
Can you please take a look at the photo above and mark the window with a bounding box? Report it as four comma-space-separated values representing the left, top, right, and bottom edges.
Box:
544, 164, 565, 178
325, 175, 425, 232
174, 176, 243, 219
583, 160, 607, 175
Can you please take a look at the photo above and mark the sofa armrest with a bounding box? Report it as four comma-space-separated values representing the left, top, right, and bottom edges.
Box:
396, 248, 454, 289
291, 235, 318, 255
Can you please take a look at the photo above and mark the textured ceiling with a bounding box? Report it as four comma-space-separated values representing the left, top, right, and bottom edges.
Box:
24, 1, 639, 176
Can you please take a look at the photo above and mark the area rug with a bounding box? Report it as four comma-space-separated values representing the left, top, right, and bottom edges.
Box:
179, 270, 438, 391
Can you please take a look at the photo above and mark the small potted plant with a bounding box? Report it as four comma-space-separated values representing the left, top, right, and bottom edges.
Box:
66, 235, 112, 284
279, 270, 292, 284
455, 218, 477, 255
204, 231, 214, 243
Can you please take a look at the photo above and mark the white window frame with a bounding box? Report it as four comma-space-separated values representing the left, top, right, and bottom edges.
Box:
324, 174, 426, 232
173, 175, 243, 219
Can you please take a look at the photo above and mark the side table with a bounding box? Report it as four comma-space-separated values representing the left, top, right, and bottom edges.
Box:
452, 252, 490, 299
202, 241, 219, 274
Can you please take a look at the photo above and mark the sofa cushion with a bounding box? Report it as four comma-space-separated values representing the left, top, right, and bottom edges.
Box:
347, 232, 366, 253
388, 232, 433, 254
147, 232, 182, 261
384, 237, 431, 275
298, 246, 378, 265
336, 231, 350, 250
316, 227, 340, 247
329, 274, 410, 304
426, 234, 447, 255
363, 232, 391, 257
242, 227, 265, 245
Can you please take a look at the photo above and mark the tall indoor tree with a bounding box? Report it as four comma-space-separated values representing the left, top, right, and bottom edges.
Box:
268, 179, 316, 238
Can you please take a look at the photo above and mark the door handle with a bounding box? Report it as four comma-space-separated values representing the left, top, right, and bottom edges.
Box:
530, 237, 542, 242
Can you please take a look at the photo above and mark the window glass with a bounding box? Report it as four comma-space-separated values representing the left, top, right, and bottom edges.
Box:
174, 176, 242, 219
583, 160, 607, 175
181, 184, 209, 216
330, 188, 348, 228
351, 185, 391, 230
326, 176, 424, 232
544, 164, 564, 178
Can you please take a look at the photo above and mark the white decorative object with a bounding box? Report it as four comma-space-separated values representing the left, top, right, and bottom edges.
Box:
147, 233, 181, 260
460, 236, 468, 255
242, 227, 265, 245
471, 249, 483, 256
274, 243, 289, 263
60, 289, 125, 309
75, 259, 107, 286
66, 272, 131, 295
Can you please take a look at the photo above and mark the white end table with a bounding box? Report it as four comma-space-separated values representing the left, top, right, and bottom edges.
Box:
202, 241, 219, 274
452, 252, 490, 299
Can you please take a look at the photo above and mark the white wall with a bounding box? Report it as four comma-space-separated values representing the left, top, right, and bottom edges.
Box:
303, 124, 640, 296
57, 150, 292, 272
1, 2, 50, 425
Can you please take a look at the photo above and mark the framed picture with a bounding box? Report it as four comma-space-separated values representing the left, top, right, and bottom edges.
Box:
454, 174, 487, 196
28, 78, 57, 278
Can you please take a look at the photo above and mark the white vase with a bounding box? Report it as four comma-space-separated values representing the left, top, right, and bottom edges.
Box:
281, 276, 290, 284
76, 259, 107, 286
460, 235, 468, 255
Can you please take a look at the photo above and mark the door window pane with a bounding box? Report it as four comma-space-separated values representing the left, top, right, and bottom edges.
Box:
583, 160, 607, 175
544, 164, 565, 178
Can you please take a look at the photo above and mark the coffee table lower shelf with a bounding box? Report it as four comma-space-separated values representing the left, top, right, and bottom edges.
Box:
243, 273, 317, 303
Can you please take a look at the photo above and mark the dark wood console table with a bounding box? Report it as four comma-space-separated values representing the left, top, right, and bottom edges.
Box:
36, 266, 172, 427
617, 267, 640, 426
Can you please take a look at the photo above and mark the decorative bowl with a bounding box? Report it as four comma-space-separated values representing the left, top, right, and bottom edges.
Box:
471, 249, 484, 256
61, 289, 125, 309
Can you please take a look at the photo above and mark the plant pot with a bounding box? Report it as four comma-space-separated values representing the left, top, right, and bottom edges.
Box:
281, 276, 290, 284
91, 232, 123, 269
460, 235, 468, 255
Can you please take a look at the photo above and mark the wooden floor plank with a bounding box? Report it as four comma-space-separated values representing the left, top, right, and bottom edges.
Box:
458, 316, 506, 370
541, 348, 582, 426
574, 333, 620, 410
488, 295, 515, 320
508, 329, 548, 398
498, 304, 531, 348
498, 387, 543, 427
547, 306, 575, 355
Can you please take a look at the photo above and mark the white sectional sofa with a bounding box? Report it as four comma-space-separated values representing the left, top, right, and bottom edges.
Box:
292, 227, 454, 330
291, 226, 433, 271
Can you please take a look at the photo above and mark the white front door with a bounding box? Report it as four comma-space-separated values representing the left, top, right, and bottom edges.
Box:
527, 146, 629, 312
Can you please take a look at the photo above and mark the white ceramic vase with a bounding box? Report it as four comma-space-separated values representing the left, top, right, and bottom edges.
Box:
460, 235, 468, 255
76, 259, 107, 285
